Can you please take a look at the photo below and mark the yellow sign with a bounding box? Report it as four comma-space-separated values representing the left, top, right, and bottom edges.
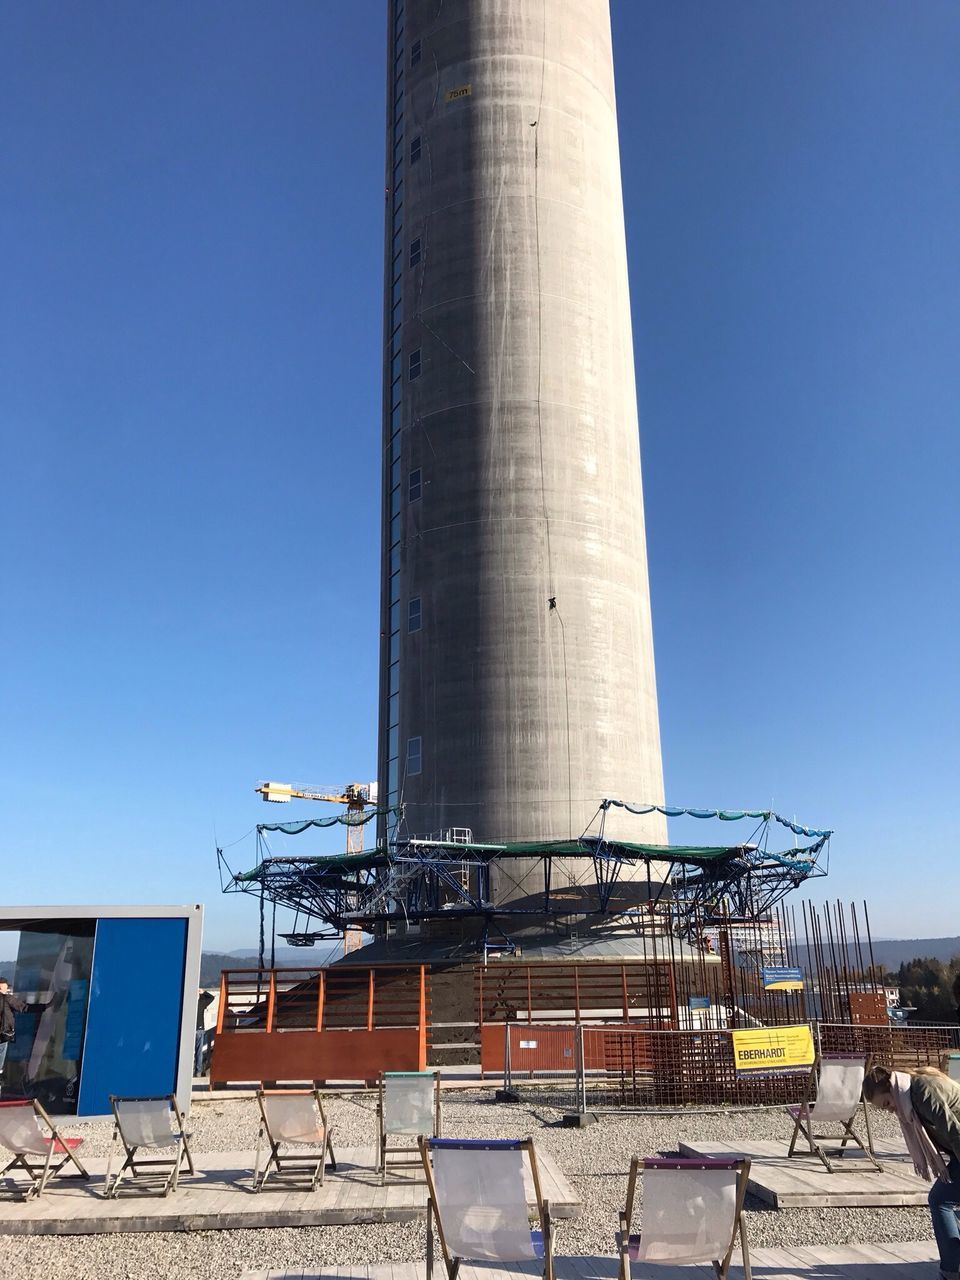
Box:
445, 84, 472, 102
731, 1024, 814, 1075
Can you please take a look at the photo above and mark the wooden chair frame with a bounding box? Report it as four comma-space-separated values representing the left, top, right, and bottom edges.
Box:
378, 1070, 441, 1182
617, 1156, 752, 1280
105, 1093, 195, 1198
253, 1087, 337, 1193
786, 1053, 882, 1173
419, 1135, 554, 1280
0, 1098, 89, 1200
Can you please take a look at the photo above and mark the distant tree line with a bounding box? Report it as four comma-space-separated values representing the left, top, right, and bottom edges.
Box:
199, 952, 242, 987
888, 955, 960, 1022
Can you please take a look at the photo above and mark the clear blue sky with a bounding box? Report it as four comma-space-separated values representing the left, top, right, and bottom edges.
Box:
1, 2, 957, 953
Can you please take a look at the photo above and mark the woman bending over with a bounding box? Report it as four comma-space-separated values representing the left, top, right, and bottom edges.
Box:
864, 1065, 960, 1280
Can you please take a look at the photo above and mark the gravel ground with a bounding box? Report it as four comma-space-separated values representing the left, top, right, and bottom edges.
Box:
3, 1092, 936, 1280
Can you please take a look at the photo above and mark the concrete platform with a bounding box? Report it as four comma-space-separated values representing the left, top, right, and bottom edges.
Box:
239, 1242, 940, 1280
677, 1138, 930, 1208
0, 1145, 581, 1236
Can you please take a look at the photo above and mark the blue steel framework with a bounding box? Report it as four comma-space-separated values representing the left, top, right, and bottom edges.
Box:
218, 806, 831, 955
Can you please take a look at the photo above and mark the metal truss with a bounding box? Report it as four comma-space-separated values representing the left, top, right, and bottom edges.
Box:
218, 805, 830, 954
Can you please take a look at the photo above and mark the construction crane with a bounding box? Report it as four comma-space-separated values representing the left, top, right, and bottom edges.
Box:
254, 780, 378, 954
255, 781, 377, 853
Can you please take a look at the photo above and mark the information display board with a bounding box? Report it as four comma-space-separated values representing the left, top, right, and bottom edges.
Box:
761, 966, 805, 991
731, 1024, 815, 1076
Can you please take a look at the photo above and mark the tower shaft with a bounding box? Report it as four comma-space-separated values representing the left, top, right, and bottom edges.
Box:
378, 1, 666, 891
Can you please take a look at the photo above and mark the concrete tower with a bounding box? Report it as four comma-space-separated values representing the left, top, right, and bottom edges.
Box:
378, 0, 667, 884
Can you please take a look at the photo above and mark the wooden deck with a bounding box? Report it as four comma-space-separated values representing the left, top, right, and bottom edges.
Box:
677, 1138, 930, 1208
0, 1146, 581, 1236
239, 1242, 940, 1280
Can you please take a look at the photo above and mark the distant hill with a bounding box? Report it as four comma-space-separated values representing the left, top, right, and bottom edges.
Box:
760, 937, 960, 979
199, 945, 341, 986
5, 938, 958, 992
226, 944, 344, 967
870, 937, 960, 971
0, 947, 343, 989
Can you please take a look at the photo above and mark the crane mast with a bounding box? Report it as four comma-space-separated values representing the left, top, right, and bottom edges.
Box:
254, 779, 377, 951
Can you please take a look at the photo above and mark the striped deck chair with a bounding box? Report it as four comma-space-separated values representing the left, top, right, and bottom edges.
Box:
0, 1098, 88, 1199
786, 1054, 882, 1173
105, 1094, 195, 1197
378, 1070, 441, 1182
419, 1136, 554, 1280
253, 1088, 336, 1193
617, 1156, 752, 1280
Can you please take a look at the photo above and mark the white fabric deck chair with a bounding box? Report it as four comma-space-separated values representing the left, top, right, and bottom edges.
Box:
105, 1094, 195, 1198
419, 1135, 554, 1280
0, 1099, 89, 1199
617, 1156, 751, 1280
253, 1088, 336, 1192
378, 1070, 440, 1181
786, 1053, 881, 1173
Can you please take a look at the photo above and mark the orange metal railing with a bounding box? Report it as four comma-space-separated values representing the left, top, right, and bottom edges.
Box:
210, 964, 428, 1085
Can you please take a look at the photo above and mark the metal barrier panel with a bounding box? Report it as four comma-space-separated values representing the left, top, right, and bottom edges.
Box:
492, 1024, 814, 1110
480, 1022, 612, 1075
210, 1027, 425, 1084
819, 1021, 960, 1069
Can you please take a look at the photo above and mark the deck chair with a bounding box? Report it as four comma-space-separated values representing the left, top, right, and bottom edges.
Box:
617, 1156, 751, 1280
786, 1053, 881, 1173
0, 1098, 89, 1199
419, 1135, 554, 1280
253, 1088, 336, 1192
378, 1070, 441, 1181
105, 1094, 195, 1198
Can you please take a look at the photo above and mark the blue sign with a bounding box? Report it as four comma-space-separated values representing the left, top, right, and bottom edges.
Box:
63, 979, 90, 1060
688, 995, 711, 1010
762, 966, 804, 991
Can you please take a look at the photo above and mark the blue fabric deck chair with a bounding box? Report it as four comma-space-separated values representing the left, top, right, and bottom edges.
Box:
419, 1136, 554, 1280
253, 1087, 336, 1193
378, 1070, 441, 1182
617, 1156, 752, 1280
786, 1053, 881, 1173
105, 1094, 195, 1198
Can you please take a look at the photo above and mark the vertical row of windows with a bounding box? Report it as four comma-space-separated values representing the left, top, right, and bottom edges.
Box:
385, 0, 406, 836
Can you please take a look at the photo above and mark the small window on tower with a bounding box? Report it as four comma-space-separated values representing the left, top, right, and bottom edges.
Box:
407, 736, 422, 776
409, 237, 422, 268
408, 597, 422, 633
411, 39, 422, 68
408, 468, 422, 502
408, 348, 421, 380
410, 135, 421, 164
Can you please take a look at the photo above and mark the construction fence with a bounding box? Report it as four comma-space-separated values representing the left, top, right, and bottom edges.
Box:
496, 1019, 960, 1113
207, 956, 960, 1110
